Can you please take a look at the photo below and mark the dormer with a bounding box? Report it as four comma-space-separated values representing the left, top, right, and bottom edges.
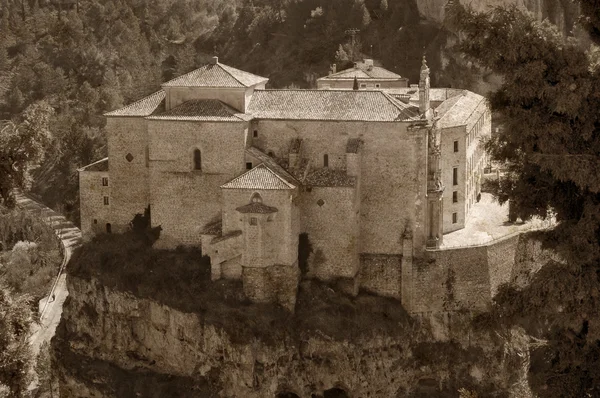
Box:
161, 57, 268, 113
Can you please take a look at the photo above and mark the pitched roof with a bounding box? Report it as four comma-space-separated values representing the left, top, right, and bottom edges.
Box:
78, 157, 108, 172
104, 90, 165, 117
146, 99, 248, 122
221, 164, 297, 190
247, 90, 420, 121
436, 91, 487, 130
319, 62, 405, 81
304, 168, 356, 187
384, 88, 465, 104
236, 202, 278, 214
245, 147, 299, 186
162, 62, 268, 88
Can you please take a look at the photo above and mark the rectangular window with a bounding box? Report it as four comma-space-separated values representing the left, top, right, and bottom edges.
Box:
93, 219, 98, 224
360, 83, 367, 88
323, 154, 329, 167
452, 191, 458, 203
246, 162, 252, 170
452, 212, 457, 224
250, 217, 258, 225
375, 84, 381, 88
102, 177, 109, 186
453, 140, 458, 153
103, 196, 109, 206
253, 130, 258, 138
453, 167, 458, 186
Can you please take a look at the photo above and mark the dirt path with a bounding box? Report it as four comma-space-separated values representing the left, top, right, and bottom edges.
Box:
14, 191, 82, 393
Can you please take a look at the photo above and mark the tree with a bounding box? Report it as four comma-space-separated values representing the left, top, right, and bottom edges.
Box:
447, 3, 600, 396
0, 285, 33, 397
0, 101, 54, 207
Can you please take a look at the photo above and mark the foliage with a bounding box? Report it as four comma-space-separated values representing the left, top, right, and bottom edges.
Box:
0, 208, 62, 302
0, 101, 53, 207
447, 3, 600, 396
34, 342, 59, 398
0, 285, 33, 398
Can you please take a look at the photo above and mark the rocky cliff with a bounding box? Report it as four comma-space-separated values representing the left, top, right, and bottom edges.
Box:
53, 273, 536, 398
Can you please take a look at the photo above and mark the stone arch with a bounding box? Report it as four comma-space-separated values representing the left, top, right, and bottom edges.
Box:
323, 387, 349, 398
251, 192, 263, 203
193, 148, 202, 170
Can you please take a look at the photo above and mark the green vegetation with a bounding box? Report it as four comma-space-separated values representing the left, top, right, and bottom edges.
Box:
68, 230, 414, 345
448, 1, 600, 396
0, 285, 33, 397
0, 209, 62, 303
0, 0, 457, 224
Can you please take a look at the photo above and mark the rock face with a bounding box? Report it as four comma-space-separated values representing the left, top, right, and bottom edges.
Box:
418, 0, 580, 37
54, 273, 536, 397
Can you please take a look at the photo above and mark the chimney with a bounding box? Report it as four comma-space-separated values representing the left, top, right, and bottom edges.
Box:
332, 63, 336, 74
210, 56, 218, 65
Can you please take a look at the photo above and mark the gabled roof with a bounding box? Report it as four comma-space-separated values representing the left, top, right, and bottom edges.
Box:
146, 99, 249, 122
245, 147, 299, 185
436, 91, 487, 130
77, 157, 108, 172
162, 61, 268, 88
104, 90, 165, 117
247, 89, 420, 122
318, 63, 405, 81
221, 164, 297, 190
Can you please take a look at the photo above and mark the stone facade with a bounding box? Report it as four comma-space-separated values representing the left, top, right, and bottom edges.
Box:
79, 57, 494, 313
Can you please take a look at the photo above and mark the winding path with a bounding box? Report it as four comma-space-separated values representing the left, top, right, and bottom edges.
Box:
14, 191, 82, 392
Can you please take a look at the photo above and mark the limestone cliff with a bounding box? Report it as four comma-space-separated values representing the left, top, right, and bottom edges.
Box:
54, 273, 535, 397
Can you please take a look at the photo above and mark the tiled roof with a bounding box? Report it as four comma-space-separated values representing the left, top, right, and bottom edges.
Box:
212, 230, 242, 244
245, 147, 299, 186
78, 157, 108, 172
162, 62, 268, 88
346, 138, 362, 154
247, 90, 420, 121
436, 91, 487, 130
104, 90, 165, 117
319, 63, 405, 80
304, 168, 356, 187
236, 202, 278, 214
146, 99, 248, 122
384, 88, 465, 105
221, 164, 296, 190
201, 219, 222, 235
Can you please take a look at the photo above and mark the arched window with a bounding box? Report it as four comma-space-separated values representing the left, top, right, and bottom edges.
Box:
106, 223, 112, 234
251, 193, 262, 203
323, 154, 329, 167
193, 149, 202, 170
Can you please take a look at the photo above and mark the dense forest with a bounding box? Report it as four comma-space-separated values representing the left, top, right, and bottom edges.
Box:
0, 0, 457, 223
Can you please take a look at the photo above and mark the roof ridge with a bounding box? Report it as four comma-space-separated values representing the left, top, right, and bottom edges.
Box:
161, 65, 208, 87
104, 90, 164, 117
77, 157, 108, 172
217, 63, 245, 86
259, 163, 296, 189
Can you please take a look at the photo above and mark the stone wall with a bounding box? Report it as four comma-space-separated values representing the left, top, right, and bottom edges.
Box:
147, 119, 247, 247
252, 119, 427, 255
106, 117, 151, 232
79, 170, 110, 235
411, 231, 559, 313
242, 263, 300, 311
358, 254, 402, 299
300, 186, 360, 280
440, 125, 466, 233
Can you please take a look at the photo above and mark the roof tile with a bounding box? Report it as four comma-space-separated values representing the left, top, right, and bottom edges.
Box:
221, 164, 296, 190
146, 99, 246, 122
104, 90, 165, 117
247, 90, 419, 121
162, 63, 267, 88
